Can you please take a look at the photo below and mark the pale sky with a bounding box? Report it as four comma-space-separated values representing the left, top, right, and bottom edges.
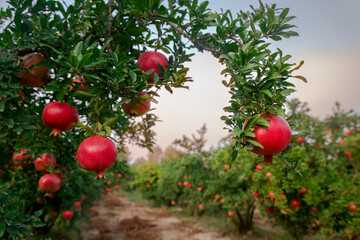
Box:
2, 0, 360, 160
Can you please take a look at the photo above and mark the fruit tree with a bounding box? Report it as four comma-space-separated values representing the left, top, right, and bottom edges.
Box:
0, 0, 304, 238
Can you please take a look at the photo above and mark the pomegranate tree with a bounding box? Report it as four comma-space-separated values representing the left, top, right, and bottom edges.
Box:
121, 91, 151, 117
42, 101, 79, 136
18, 53, 50, 87
38, 174, 61, 194
34, 154, 56, 172
77, 135, 117, 179
137, 51, 168, 83
245, 114, 292, 163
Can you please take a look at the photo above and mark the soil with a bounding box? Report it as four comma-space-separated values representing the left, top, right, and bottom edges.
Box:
81, 192, 294, 240
82, 193, 234, 240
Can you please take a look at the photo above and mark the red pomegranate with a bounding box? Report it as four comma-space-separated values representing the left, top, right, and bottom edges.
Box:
77, 135, 117, 179
70, 77, 88, 91
18, 53, 50, 87
34, 154, 56, 172
62, 210, 74, 220
42, 101, 79, 136
244, 114, 291, 163
137, 51, 168, 83
121, 91, 151, 117
12, 148, 32, 166
38, 174, 61, 193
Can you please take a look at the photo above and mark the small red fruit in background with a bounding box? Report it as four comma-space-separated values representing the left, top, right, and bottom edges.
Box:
50, 211, 58, 218
228, 211, 234, 217
266, 172, 274, 179
299, 187, 307, 194
198, 204, 204, 210
345, 151, 352, 157
297, 137, 304, 144
171, 201, 176, 205
121, 91, 151, 117
268, 191, 274, 199
34, 154, 56, 172
42, 101, 79, 136
12, 148, 31, 166
244, 114, 292, 163
147, 184, 151, 188
62, 210, 74, 220
215, 194, 220, 200
291, 199, 300, 208
253, 192, 260, 200
18, 53, 50, 87
77, 135, 117, 179
310, 207, 318, 212
197, 187, 202, 192
349, 203, 357, 211
256, 164, 262, 171
74, 201, 81, 208
117, 173, 123, 178
137, 51, 168, 83
345, 129, 352, 135
70, 77, 88, 91
265, 207, 272, 213
186, 183, 192, 189
339, 139, 346, 144
115, 185, 120, 190
38, 174, 61, 194
106, 181, 111, 185
178, 182, 183, 187
220, 198, 225, 203
280, 193, 286, 198
183, 181, 188, 187
223, 164, 230, 170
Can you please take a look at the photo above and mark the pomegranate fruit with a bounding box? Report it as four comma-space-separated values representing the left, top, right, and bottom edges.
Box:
12, 148, 32, 166
244, 114, 291, 163
291, 199, 300, 208
34, 153, 56, 172
62, 210, 74, 220
121, 91, 151, 117
42, 101, 79, 136
70, 77, 88, 91
38, 174, 61, 193
349, 203, 357, 211
74, 201, 81, 208
228, 211, 234, 217
297, 137, 304, 144
18, 53, 50, 87
137, 51, 168, 83
198, 204, 204, 210
76, 135, 117, 179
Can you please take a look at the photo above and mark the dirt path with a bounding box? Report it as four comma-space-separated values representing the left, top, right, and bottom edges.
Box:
82, 193, 233, 240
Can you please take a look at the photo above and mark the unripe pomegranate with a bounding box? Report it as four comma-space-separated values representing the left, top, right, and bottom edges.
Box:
62, 210, 74, 220
121, 91, 151, 117
244, 114, 291, 163
77, 135, 117, 179
70, 77, 88, 91
42, 101, 79, 136
34, 154, 56, 172
223, 164, 230, 170
38, 174, 61, 193
137, 51, 168, 83
12, 148, 31, 166
18, 53, 50, 87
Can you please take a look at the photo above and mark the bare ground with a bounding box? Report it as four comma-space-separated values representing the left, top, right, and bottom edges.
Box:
81, 193, 291, 240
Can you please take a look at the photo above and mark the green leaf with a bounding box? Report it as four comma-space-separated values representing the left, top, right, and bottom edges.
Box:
246, 139, 263, 148
73, 41, 84, 57
292, 75, 307, 83
78, 53, 92, 69
104, 126, 112, 136
0, 101, 5, 112
280, 88, 296, 96
0, 222, 5, 237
